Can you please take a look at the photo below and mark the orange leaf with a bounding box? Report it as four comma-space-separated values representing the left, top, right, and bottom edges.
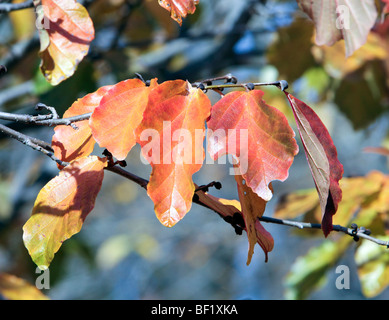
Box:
136, 80, 211, 227
34, 0, 95, 85
89, 79, 158, 161
196, 186, 273, 263
235, 172, 273, 264
23, 156, 107, 269
158, 0, 198, 25
207, 90, 299, 202
52, 85, 113, 164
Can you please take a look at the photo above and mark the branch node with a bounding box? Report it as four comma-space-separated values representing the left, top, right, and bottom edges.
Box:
195, 181, 222, 193
277, 80, 289, 91
244, 83, 255, 91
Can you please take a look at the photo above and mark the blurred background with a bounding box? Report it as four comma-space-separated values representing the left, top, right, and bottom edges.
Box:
0, 0, 388, 299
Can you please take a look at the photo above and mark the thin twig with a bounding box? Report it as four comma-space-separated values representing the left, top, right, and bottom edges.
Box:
0, 111, 92, 126
258, 216, 389, 248
0, 124, 53, 152
0, 0, 34, 13
202, 80, 289, 92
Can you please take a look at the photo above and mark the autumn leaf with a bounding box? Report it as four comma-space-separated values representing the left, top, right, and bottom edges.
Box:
23, 156, 107, 269
136, 80, 211, 227
157, 0, 199, 25
285, 92, 343, 237
235, 173, 273, 264
207, 89, 299, 202
52, 85, 113, 164
33, 0, 95, 85
196, 187, 273, 263
296, 0, 378, 57
89, 79, 158, 161
0, 273, 49, 300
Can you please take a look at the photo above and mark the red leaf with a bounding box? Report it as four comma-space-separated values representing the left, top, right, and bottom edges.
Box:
89, 78, 158, 161
296, 0, 377, 57
158, 0, 199, 25
285, 92, 343, 236
52, 85, 113, 164
207, 90, 299, 202
136, 80, 211, 227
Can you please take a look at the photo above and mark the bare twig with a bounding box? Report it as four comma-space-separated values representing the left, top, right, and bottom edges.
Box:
200, 80, 289, 92
0, 110, 92, 126
0, 123, 58, 161
0, 0, 34, 13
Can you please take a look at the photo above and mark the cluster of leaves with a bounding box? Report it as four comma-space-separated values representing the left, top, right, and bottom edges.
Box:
23, 72, 344, 269
2, 0, 386, 298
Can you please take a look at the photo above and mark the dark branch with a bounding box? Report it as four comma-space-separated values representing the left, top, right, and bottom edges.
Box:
0, 110, 92, 126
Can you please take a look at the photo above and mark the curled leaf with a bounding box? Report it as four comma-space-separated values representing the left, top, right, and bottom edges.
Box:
285, 92, 343, 236
235, 173, 273, 264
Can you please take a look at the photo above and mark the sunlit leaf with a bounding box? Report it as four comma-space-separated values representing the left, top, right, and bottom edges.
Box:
33, 0, 95, 85
274, 188, 320, 220
52, 85, 113, 164
89, 79, 158, 161
136, 80, 211, 227
0, 273, 49, 300
207, 89, 299, 202
23, 156, 107, 269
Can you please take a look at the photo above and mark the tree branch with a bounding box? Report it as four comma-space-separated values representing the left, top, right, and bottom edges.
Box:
3, 118, 388, 249
0, 74, 387, 249
258, 216, 389, 248
0, 0, 34, 13
0, 110, 92, 126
